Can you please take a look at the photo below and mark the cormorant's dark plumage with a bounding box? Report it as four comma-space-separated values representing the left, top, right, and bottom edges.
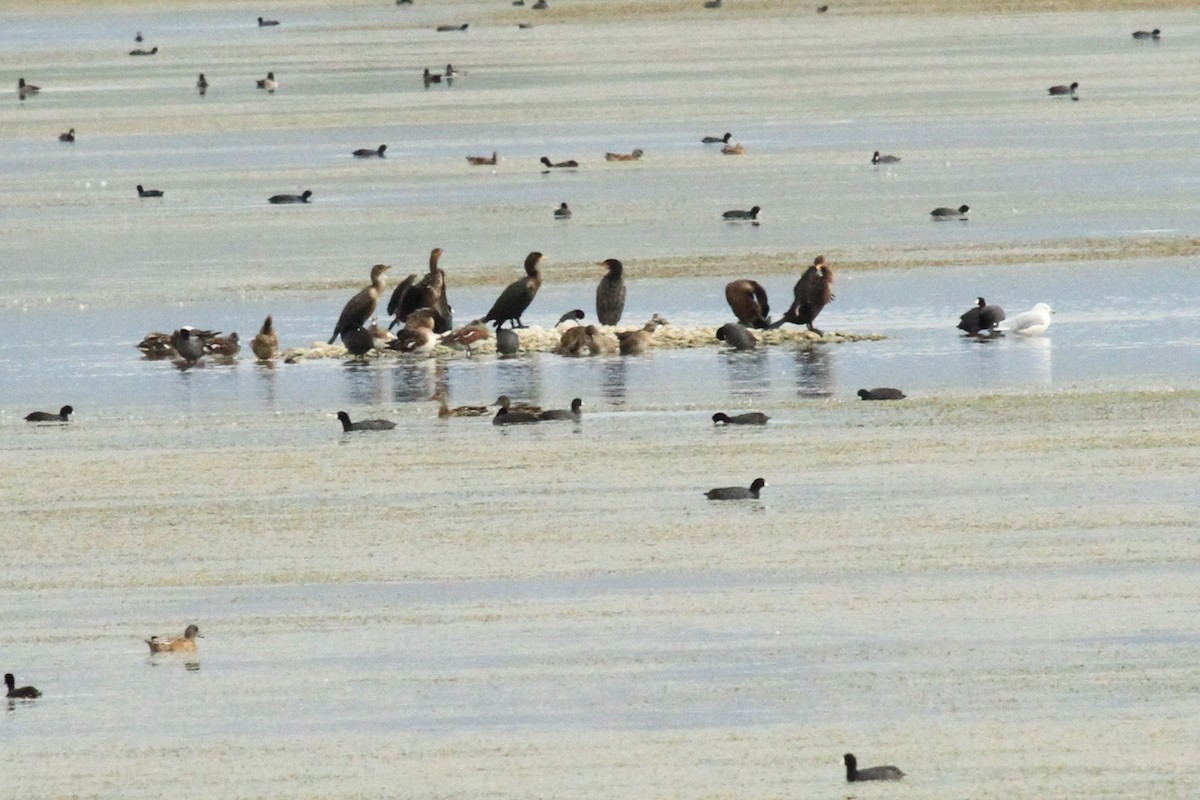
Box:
725, 279, 771, 329
483, 252, 543, 329
770, 255, 834, 334
595, 259, 626, 325
329, 264, 390, 344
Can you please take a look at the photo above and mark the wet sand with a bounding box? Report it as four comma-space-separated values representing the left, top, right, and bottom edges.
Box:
4, 389, 1199, 796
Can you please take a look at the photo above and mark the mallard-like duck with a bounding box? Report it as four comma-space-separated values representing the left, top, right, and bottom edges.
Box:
431, 388, 489, 418
251, 315, 279, 360
494, 395, 541, 414
145, 624, 202, 653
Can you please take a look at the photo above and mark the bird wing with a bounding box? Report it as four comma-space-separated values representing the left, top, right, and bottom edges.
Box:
386, 274, 418, 317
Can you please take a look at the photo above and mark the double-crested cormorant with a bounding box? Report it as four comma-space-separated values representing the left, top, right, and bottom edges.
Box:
617, 314, 667, 355
5, 673, 41, 699
957, 296, 1005, 336
858, 387, 906, 400
725, 279, 771, 328
268, 190, 311, 204
604, 148, 643, 161
872, 150, 900, 164
353, 144, 387, 157
999, 302, 1053, 335
1048, 81, 1078, 96
329, 263, 390, 344
24, 405, 73, 423
256, 72, 278, 92
336, 411, 395, 431
59, 128, 75, 143
171, 327, 206, 363
538, 398, 583, 421
702, 132, 732, 144
712, 411, 769, 425
715, 322, 757, 350
145, 624, 202, 653
251, 315, 278, 360
540, 156, 578, 168
770, 255, 835, 334
430, 388, 489, 418
844, 753, 905, 782
387, 248, 453, 333
723, 206, 761, 221
483, 251, 543, 329
931, 204, 969, 219
466, 151, 497, 165
595, 258, 626, 325
137, 184, 163, 198
704, 477, 766, 500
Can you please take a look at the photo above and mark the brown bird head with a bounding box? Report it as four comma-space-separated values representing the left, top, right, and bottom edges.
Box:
428, 248, 443, 270
524, 251, 544, 275
599, 258, 623, 279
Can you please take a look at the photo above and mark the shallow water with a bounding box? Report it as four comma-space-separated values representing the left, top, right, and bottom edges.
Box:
4, 3, 1200, 798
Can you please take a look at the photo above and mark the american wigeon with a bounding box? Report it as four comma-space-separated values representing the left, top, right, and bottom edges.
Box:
617, 314, 667, 355
145, 624, 202, 653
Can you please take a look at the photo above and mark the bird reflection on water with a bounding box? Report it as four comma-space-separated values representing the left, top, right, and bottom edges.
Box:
793, 345, 833, 398
721, 349, 769, 402
600, 358, 627, 404
391, 359, 441, 404
343, 360, 388, 407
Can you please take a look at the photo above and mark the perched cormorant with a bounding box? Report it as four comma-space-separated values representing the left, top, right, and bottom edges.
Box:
251, 315, 278, 360
595, 258, 626, 325
858, 387, 906, 401
24, 405, 73, 423
770, 255, 835, 334
704, 477, 767, 500
715, 322, 757, 350
482, 252, 543, 329
329, 264, 390, 344
353, 144, 387, 157
145, 624, 202, 653
538, 398, 583, 421
336, 411, 395, 431
724, 279, 771, 328
712, 411, 769, 425
268, 190, 311, 204
957, 296, 1006, 336
5, 673, 41, 699
386, 247, 452, 333
844, 753, 905, 782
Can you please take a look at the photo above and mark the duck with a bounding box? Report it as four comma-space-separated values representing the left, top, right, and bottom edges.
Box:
129, 46, 158, 56
858, 387, 906, 400
387, 309, 440, 354
170, 327, 207, 364
721, 142, 745, 155
439, 320, 492, 356
423, 68, 442, 85
145, 623, 202, 653
494, 395, 542, 414
1048, 81, 1078, 97
204, 332, 240, 356
436, 23, 469, 31
712, 411, 769, 425
540, 156, 579, 169
704, 477, 766, 500
554, 202, 572, 219
532, 0, 548, 7
1132, 29, 1160, 40
386, 247, 453, 333
496, 327, 520, 355
817, 4, 829, 11
701, 132, 732, 144
722, 205, 761, 221
337, 411, 395, 432
430, 388, 489, 418
4, 673, 41, 699
482, 251, 543, 329
704, 0, 722, 8
466, 151, 498, 166
24, 405, 73, 423
328, 263, 390, 344
137, 332, 175, 358
930, 204, 969, 219
258, 16, 280, 26
18, 78, 40, 100
353, 144, 387, 158
584, 324, 618, 355
617, 314, 667, 355
595, 258, 626, 325
268, 189, 312, 204
957, 296, 1005, 336
58, 128, 75, 143
196, 73, 208, 95
557, 325, 591, 356
844, 753, 905, 782
724, 279, 771, 328
604, 148, 643, 161
715, 322, 757, 350
251, 315, 278, 360
998, 302, 1053, 336
137, 184, 164, 198
493, 407, 540, 425
368, 318, 396, 351
538, 398, 583, 421
769, 255, 835, 334
444, 64, 462, 78
255, 72, 278, 92
871, 150, 900, 164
